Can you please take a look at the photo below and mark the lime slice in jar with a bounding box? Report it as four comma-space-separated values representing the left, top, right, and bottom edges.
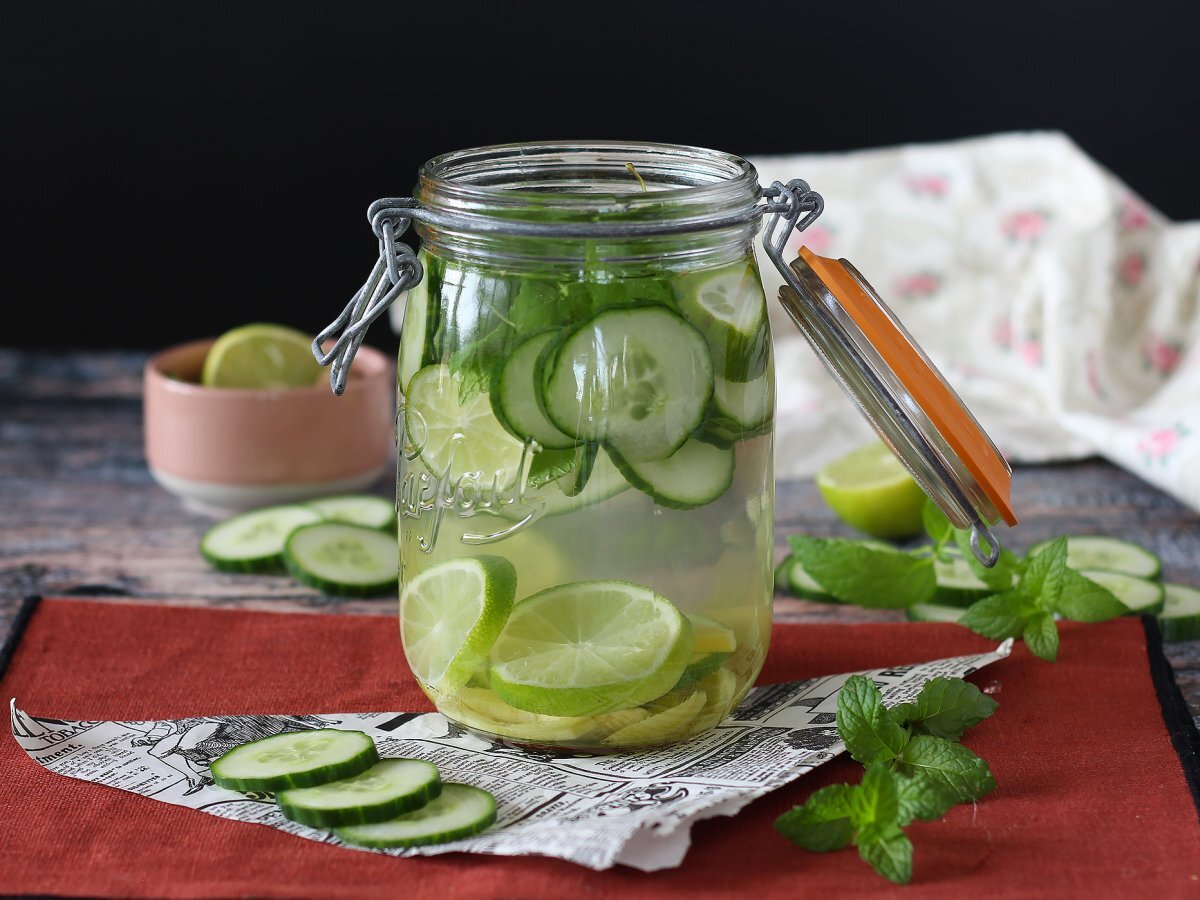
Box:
488, 581, 694, 718
816, 441, 928, 539
400, 556, 517, 695
404, 365, 527, 482
201, 323, 324, 389
603, 688, 708, 748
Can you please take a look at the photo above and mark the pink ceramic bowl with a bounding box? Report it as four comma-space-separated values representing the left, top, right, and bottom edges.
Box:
144, 339, 394, 516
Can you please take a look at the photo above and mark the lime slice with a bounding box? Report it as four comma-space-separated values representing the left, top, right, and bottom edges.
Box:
488, 581, 694, 718
401, 556, 517, 695
201, 323, 323, 389
440, 687, 595, 742
816, 441, 928, 539
404, 365, 526, 482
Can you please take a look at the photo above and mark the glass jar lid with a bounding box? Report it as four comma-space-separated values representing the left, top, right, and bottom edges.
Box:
773, 246, 1016, 561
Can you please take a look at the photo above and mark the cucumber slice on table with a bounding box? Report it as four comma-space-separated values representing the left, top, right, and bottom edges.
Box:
491, 329, 577, 450
1029, 536, 1162, 579
277, 758, 442, 828
677, 263, 771, 383
933, 553, 1011, 607
304, 495, 396, 531
284, 522, 399, 597
210, 728, 378, 792
542, 305, 714, 462
1079, 569, 1165, 616
1159, 584, 1200, 642
906, 602, 969, 623
334, 782, 497, 848
609, 437, 734, 510
200, 504, 323, 573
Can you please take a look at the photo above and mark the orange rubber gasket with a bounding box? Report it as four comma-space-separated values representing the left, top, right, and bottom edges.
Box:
801, 247, 1016, 526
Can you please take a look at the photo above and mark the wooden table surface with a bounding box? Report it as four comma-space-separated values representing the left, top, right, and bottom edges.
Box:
3, 348, 1199, 721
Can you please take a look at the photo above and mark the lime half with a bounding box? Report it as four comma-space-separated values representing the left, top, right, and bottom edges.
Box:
201, 323, 323, 389
816, 441, 928, 539
401, 556, 516, 695
404, 365, 527, 482
489, 581, 694, 718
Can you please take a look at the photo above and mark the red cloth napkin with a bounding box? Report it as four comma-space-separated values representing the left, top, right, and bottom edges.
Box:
2, 597, 1198, 898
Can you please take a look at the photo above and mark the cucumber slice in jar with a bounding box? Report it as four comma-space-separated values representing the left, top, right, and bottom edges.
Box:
304, 495, 396, 531
1159, 584, 1200, 642
491, 329, 578, 450
712, 367, 774, 434
541, 305, 714, 462
283, 522, 399, 596
1078, 569, 1165, 616
276, 758, 442, 828
1028, 535, 1162, 579
397, 252, 434, 396
210, 728, 379, 792
608, 437, 734, 510
334, 783, 497, 848
200, 504, 324, 573
677, 262, 771, 384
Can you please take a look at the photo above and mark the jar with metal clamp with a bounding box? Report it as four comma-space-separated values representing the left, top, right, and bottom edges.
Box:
315, 141, 1016, 752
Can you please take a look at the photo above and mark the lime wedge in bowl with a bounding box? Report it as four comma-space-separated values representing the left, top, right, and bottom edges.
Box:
401, 556, 517, 696
816, 441, 928, 539
201, 323, 324, 389
489, 581, 694, 718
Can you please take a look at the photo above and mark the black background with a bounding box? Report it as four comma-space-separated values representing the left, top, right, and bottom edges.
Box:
4, 1, 1199, 352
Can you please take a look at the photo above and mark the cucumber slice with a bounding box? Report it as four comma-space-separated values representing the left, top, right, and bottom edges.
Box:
677, 262, 770, 383
210, 729, 378, 792
609, 438, 734, 510
1159, 583, 1200, 642
277, 758, 441, 828
283, 522, 398, 597
334, 783, 497, 848
906, 602, 968, 623
932, 553, 1009, 607
1078, 569, 1164, 616
542, 305, 714, 462
397, 252, 433, 395
787, 557, 840, 604
1028, 536, 1162, 579
200, 504, 323, 573
491, 329, 577, 450
304, 495, 396, 531
557, 442, 598, 497
711, 368, 774, 434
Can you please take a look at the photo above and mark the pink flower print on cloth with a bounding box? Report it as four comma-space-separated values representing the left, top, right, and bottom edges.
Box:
905, 174, 950, 197
1143, 332, 1184, 375
1119, 196, 1152, 231
788, 223, 834, 255
990, 317, 1013, 350
1017, 339, 1044, 369
1137, 424, 1190, 464
893, 271, 942, 299
1118, 251, 1148, 287
1001, 210, 1049, 243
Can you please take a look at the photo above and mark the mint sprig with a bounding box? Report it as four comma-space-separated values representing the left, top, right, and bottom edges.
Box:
776, 674, 998, 884
781, 504, 1131, 661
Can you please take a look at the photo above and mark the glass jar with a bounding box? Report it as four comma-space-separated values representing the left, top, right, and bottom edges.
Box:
395, 143, 775, 751
317, 140, 1016, 755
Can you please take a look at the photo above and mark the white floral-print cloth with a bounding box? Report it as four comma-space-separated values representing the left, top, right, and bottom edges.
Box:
752, 131, 1200, 514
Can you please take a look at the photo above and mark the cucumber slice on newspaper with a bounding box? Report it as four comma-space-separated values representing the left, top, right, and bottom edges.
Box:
276, 758, 442, 828
210, 729, 378, 792
334, 783, 497, 848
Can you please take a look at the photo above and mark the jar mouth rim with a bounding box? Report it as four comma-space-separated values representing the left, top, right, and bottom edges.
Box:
416, 141, 761, 217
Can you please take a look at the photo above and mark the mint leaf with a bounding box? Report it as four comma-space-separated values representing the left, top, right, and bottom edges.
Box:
1021, 535, 1068, 609
837, 675, 909, 765
958, 590, 1038, 640
1052, 569, 1130, 622
895, 772, 958, 823
899, 735, 996, 803
856, 822, 913, 885
527, 448, 576, 489
1023, 612, 1060, 661
774, 784, 855, 852
788, 536, 936, 608
922, 501, 954, 547
900, 677, 998, 740
851, 762, 901, 827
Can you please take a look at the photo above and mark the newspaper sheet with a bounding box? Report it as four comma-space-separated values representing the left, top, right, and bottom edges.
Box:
10, 641, 1009, 871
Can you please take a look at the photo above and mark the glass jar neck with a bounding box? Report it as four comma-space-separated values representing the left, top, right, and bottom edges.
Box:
413, 142, 763, 272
